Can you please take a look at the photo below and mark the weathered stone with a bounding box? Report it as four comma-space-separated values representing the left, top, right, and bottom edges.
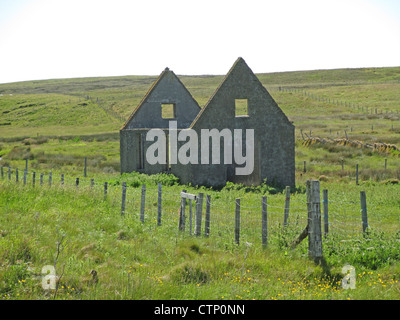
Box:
120, 58, 295, 188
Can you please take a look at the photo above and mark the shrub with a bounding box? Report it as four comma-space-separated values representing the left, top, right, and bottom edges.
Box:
170, 262, 210, 284
108, 171, 180, 187
4, 146, 33, 160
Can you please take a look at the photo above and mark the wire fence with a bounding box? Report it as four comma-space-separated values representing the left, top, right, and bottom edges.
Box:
1, 165, 400, 253
270, 85, 400, 117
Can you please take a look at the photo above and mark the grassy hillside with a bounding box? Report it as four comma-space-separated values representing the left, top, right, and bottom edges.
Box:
1, 66, 400, 301
1, 66, 400, 182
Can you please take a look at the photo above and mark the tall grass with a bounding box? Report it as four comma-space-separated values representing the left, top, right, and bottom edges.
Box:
1, 173, 400, 300
1, 66, 400, 300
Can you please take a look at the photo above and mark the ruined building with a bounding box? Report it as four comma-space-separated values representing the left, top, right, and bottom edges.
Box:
120, 58, 295, 187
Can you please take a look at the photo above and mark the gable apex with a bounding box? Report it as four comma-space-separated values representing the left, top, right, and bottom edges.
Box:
190, 57, 293, 129
121, 67, 200, 130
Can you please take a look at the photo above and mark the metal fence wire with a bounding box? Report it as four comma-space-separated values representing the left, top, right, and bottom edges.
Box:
1, 166, 400, 253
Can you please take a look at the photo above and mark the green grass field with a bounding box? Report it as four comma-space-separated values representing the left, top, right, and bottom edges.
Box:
1, 66, 400, 300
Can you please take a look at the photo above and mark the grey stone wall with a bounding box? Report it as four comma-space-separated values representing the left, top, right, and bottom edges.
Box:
123, 69, 200, 130
120, 58, 295, 188
189, 58, 295, 187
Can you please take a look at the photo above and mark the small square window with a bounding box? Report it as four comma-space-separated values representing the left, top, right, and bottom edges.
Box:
161, 103, 176, 119
235, 99, 248, 117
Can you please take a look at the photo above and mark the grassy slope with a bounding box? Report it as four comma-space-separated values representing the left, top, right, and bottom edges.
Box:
1, 176, 400, 300
2, 67, 400, 181
1, 66, 400, 300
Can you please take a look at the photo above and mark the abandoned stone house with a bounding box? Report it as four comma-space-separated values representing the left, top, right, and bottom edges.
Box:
120, 57, 295, 188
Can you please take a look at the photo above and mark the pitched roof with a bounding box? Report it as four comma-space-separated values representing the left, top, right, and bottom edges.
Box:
121, 68, 200, 130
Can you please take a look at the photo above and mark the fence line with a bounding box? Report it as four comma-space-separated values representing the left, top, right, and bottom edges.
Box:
273, 85, 400, 116
1, 167, 399, 258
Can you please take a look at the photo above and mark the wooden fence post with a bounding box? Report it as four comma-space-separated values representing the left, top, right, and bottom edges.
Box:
1, 165, 3, 179
195, 193, 204, 236
16, 168, 18, 183
235, 198, 240, 245
25, 159, 28, 172
303, 161, 307, 173
61, 174, 64, 185
23, 169, 27, 185
323, 189, 329, 238
76, 178, 79, 189
121, 182, 126, 216
283, 186, 290, 227
262, 196, 268, 248
84, 157, 87, 177
360, 191, 368, 234
157, 183, 162, 226
306, 180, 322, 262
205, 195, 211, 237
40, 173, 44, 186
32, 171, 36, 187
140, 184, 146, 223
104, 182, 108, 200
49, 171, 52, 187
8, 166, 11, 181
179, 189, 187, 231
356, 164, 359, 185
189, 199, 193, 235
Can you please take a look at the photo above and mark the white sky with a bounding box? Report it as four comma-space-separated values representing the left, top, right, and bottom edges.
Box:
0, 0, 399, 84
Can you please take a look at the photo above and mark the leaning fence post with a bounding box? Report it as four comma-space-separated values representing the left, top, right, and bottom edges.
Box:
306, 180, 322, 262
205, 195, 211, 237
283, 186, 290, 227
323, 189, 329, 238
195, 193, 204, 236
360, 191, 368, 234
157, 183, 162, 226
121, 182, 126, 216
140, 184, 146, 223
235, 198, 241, 245
262, 196, 268, 248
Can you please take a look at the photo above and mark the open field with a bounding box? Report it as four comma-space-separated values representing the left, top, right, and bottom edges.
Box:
1, 66, 400, 300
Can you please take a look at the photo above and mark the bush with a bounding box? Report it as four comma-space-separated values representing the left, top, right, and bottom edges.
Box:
3, 146, 33, 161
108, 171, 180, 187
170, 262, 210, 284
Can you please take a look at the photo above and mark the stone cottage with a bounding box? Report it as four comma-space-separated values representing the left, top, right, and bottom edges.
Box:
120, 57, 295, 187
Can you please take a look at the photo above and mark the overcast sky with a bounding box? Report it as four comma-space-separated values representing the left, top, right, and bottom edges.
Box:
0, 0, 399, 84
